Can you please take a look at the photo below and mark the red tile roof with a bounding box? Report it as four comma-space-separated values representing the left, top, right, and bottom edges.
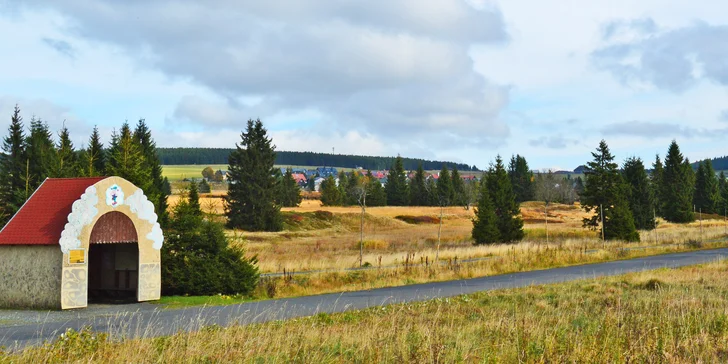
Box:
0, 177, 105, 245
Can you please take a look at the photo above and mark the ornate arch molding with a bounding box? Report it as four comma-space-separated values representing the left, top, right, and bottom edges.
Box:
60, 177, 163, 309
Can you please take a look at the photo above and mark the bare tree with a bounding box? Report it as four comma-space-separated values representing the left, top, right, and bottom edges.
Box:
462, 179, 480, 211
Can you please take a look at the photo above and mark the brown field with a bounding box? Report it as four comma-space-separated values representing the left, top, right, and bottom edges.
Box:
164, 192, 728, 299
8, 260, 728, 362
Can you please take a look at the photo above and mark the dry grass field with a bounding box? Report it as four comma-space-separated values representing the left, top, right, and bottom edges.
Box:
7, 260, 728, 362
163, 192, 728, 300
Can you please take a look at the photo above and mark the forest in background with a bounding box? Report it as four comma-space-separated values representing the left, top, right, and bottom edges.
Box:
157, 148, 478, 171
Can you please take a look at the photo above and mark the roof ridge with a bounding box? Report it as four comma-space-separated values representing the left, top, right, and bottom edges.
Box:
45, 176, 108, 180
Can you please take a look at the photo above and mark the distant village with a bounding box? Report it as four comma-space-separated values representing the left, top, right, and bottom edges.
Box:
206, 166, 480, 192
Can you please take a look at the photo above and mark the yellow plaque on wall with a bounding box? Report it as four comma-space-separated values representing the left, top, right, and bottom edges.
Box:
69, 249, 85, 264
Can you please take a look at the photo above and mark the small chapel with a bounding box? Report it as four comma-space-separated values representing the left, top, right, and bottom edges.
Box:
0, 176, 163, 309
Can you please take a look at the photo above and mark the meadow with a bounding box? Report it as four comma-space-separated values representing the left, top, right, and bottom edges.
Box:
6, 260, 728, 362
163, 191, 728, 301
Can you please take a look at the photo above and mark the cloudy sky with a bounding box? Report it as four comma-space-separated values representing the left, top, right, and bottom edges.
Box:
1, 1, 727, 170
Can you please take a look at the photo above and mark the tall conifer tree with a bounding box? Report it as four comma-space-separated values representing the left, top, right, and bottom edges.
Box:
81, 126, 105, 177
719, 171, 728, 216
436, 166, 453, 206
651, 154, 664, 215
225, 119, 282, 231
694, 159, 719, 214
581, 140, 639, 241
320, 175, 342, 206
472, 177, 499, 245
508, 155, 534, 203
622, 157, 655, 230
366, 171, 387, 207
51, 125, 78, 178
451, 167, 466, 207
134, 119, 168, 226
25, 117, 56, 191
106, 123, 147, 187
0, 105, 28, 221
278, 168, 302, 207
409, 163, 428, 206
486, 155, 524, 242
661, 140, 695, 222
385, 156, 409, 206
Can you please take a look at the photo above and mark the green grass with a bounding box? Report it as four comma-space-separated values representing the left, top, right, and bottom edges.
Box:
154, 294, 252, 309
162, 165, 228, 181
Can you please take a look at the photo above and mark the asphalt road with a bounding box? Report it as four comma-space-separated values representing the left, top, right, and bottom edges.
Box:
2, 248, 727, 351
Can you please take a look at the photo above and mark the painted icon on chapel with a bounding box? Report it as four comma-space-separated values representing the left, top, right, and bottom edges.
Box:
105, 184, 124, 208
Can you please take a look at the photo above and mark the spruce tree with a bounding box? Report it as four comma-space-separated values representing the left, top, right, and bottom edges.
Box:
320, 175, 342, 206
225, 119, 282, 231
661, 140, 695, 222
80, 126, 105, 177
0, 105, 28, 221
694, 159, 719, 214
508, 155, 534, 203
366, 171, 387, 207
162, 181, 259, 296
385, 155, 409, 206
622, 157, 655, 230
25, 117, 56, 191
719, 171, 728, 217
337, 170, 349, 205
425, 177, 438, 206
134, 119, 168, 226
451, 167, 466, 207
278, 168, 302, 207
581, 140, 639, 241
106, 123, 148, 187
188, 180, 202, 214
346, 171, 362, 206
436, 166, 453, 206
51, 125, 78, 178
472, 176, 499, 245
651, 154, 664, 215
486, 155, 524, 242
409, 163, 428, 206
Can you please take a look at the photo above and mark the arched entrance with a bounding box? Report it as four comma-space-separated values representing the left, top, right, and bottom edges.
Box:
87, 211, 139, 303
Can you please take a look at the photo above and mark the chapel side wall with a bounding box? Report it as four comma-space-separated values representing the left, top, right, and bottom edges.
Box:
0, 245, 62, 309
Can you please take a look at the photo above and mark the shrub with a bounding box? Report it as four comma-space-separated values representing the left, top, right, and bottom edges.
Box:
395, 215, 440, 224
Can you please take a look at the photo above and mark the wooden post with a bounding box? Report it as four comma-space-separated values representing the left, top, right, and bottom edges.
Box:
653, 208, 657, 245
545, 202, 549, 246
436, 204, 443, 263
601, 204, 605, 247
700, 208, 703, 242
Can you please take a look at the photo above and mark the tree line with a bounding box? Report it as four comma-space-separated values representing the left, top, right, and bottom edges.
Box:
157, 147, 478, 171
0, 105, 169, 225
580, 139, 727, 242
317, 154, 536, 210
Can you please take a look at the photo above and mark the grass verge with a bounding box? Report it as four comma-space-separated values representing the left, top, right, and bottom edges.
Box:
6, 260, 728, 362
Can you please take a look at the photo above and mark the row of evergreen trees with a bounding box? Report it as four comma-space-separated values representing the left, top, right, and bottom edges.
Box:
580, 139, 726, 242
0, 105, 169, 225
318, 154, 535, 209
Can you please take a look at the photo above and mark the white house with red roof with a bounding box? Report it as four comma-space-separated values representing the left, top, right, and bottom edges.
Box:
0, 176, 163, 309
